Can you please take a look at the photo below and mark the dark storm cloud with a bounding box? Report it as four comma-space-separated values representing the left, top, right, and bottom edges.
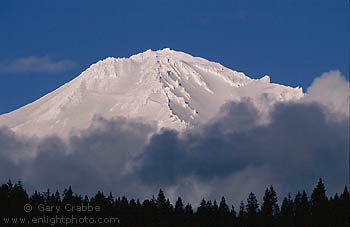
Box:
0, 117, 155, 197
138, 101, 348, 193
138, 100, 261, 185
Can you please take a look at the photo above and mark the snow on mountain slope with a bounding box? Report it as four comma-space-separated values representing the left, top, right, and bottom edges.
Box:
0, 48, 304, 137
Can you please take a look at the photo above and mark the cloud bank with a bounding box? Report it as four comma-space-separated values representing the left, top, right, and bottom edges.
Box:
0, 70, 348, 206
0, 56, 77, 73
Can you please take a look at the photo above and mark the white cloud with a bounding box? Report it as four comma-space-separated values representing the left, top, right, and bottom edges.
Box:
303, 70, 350, 117
0, 56, 77, 73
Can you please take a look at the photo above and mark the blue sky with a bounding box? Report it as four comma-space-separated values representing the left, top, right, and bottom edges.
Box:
0, 0, 348, 114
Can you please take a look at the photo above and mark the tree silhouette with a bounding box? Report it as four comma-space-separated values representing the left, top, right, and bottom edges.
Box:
174, 197, 185, 225
230, 205, 238, 225
218, 196, 232, 226
294, 191, 311, 226
280, 194, 294, 227
0, 178, 348, 226
261, 185, 279, 226
238, 201, 247, 225
339, 186, 350, 226
155, 189, 173, 226
311, 178, 329, 226
246, 192, 260, 226
9, 181, 29, 219
184, 203, 194, 226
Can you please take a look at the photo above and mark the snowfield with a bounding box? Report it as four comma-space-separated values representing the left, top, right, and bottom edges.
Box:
0, 48, 304, 137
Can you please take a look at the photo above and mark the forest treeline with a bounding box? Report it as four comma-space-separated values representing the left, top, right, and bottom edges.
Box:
0, 178, 349, 226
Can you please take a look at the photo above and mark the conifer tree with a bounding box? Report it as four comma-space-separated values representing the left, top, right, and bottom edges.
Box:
156, 189, 166, 208
238, 200, 247, 225
218, 197, 231, 226
184, 202, 194, 226
155, 189, 172, 225
185, 203, 193, 216
174, 197, 185, 226
311, 178, 329, 226
294, 191, 310, 226
10, 181, 29, 217
230, 205, 238, 225
280, 194, 294, 227
0, 183, 10, 217
62, 186, 74, 205
340, 186, 350, 226
54, 190, 61, 203
246, 192, 260, 226
29, 190, 44, 219
196, 198, 208, 226
219, 196, 230, 215
329, 193, 342, 226
261, 185, 279, 226
197, 198, 207, 216
246, 192, 259, 215
175, 197, 184, 215
142, 199, 156, 226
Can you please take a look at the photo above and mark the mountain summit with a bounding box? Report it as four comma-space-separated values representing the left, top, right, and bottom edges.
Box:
0, 48, 303, 137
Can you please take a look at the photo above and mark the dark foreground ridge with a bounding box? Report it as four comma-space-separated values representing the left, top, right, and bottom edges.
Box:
0, 178, 349, 226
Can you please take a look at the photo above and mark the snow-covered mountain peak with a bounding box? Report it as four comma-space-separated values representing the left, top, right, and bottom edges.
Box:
259, 75, 271, 83
0, 49, 304, 138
